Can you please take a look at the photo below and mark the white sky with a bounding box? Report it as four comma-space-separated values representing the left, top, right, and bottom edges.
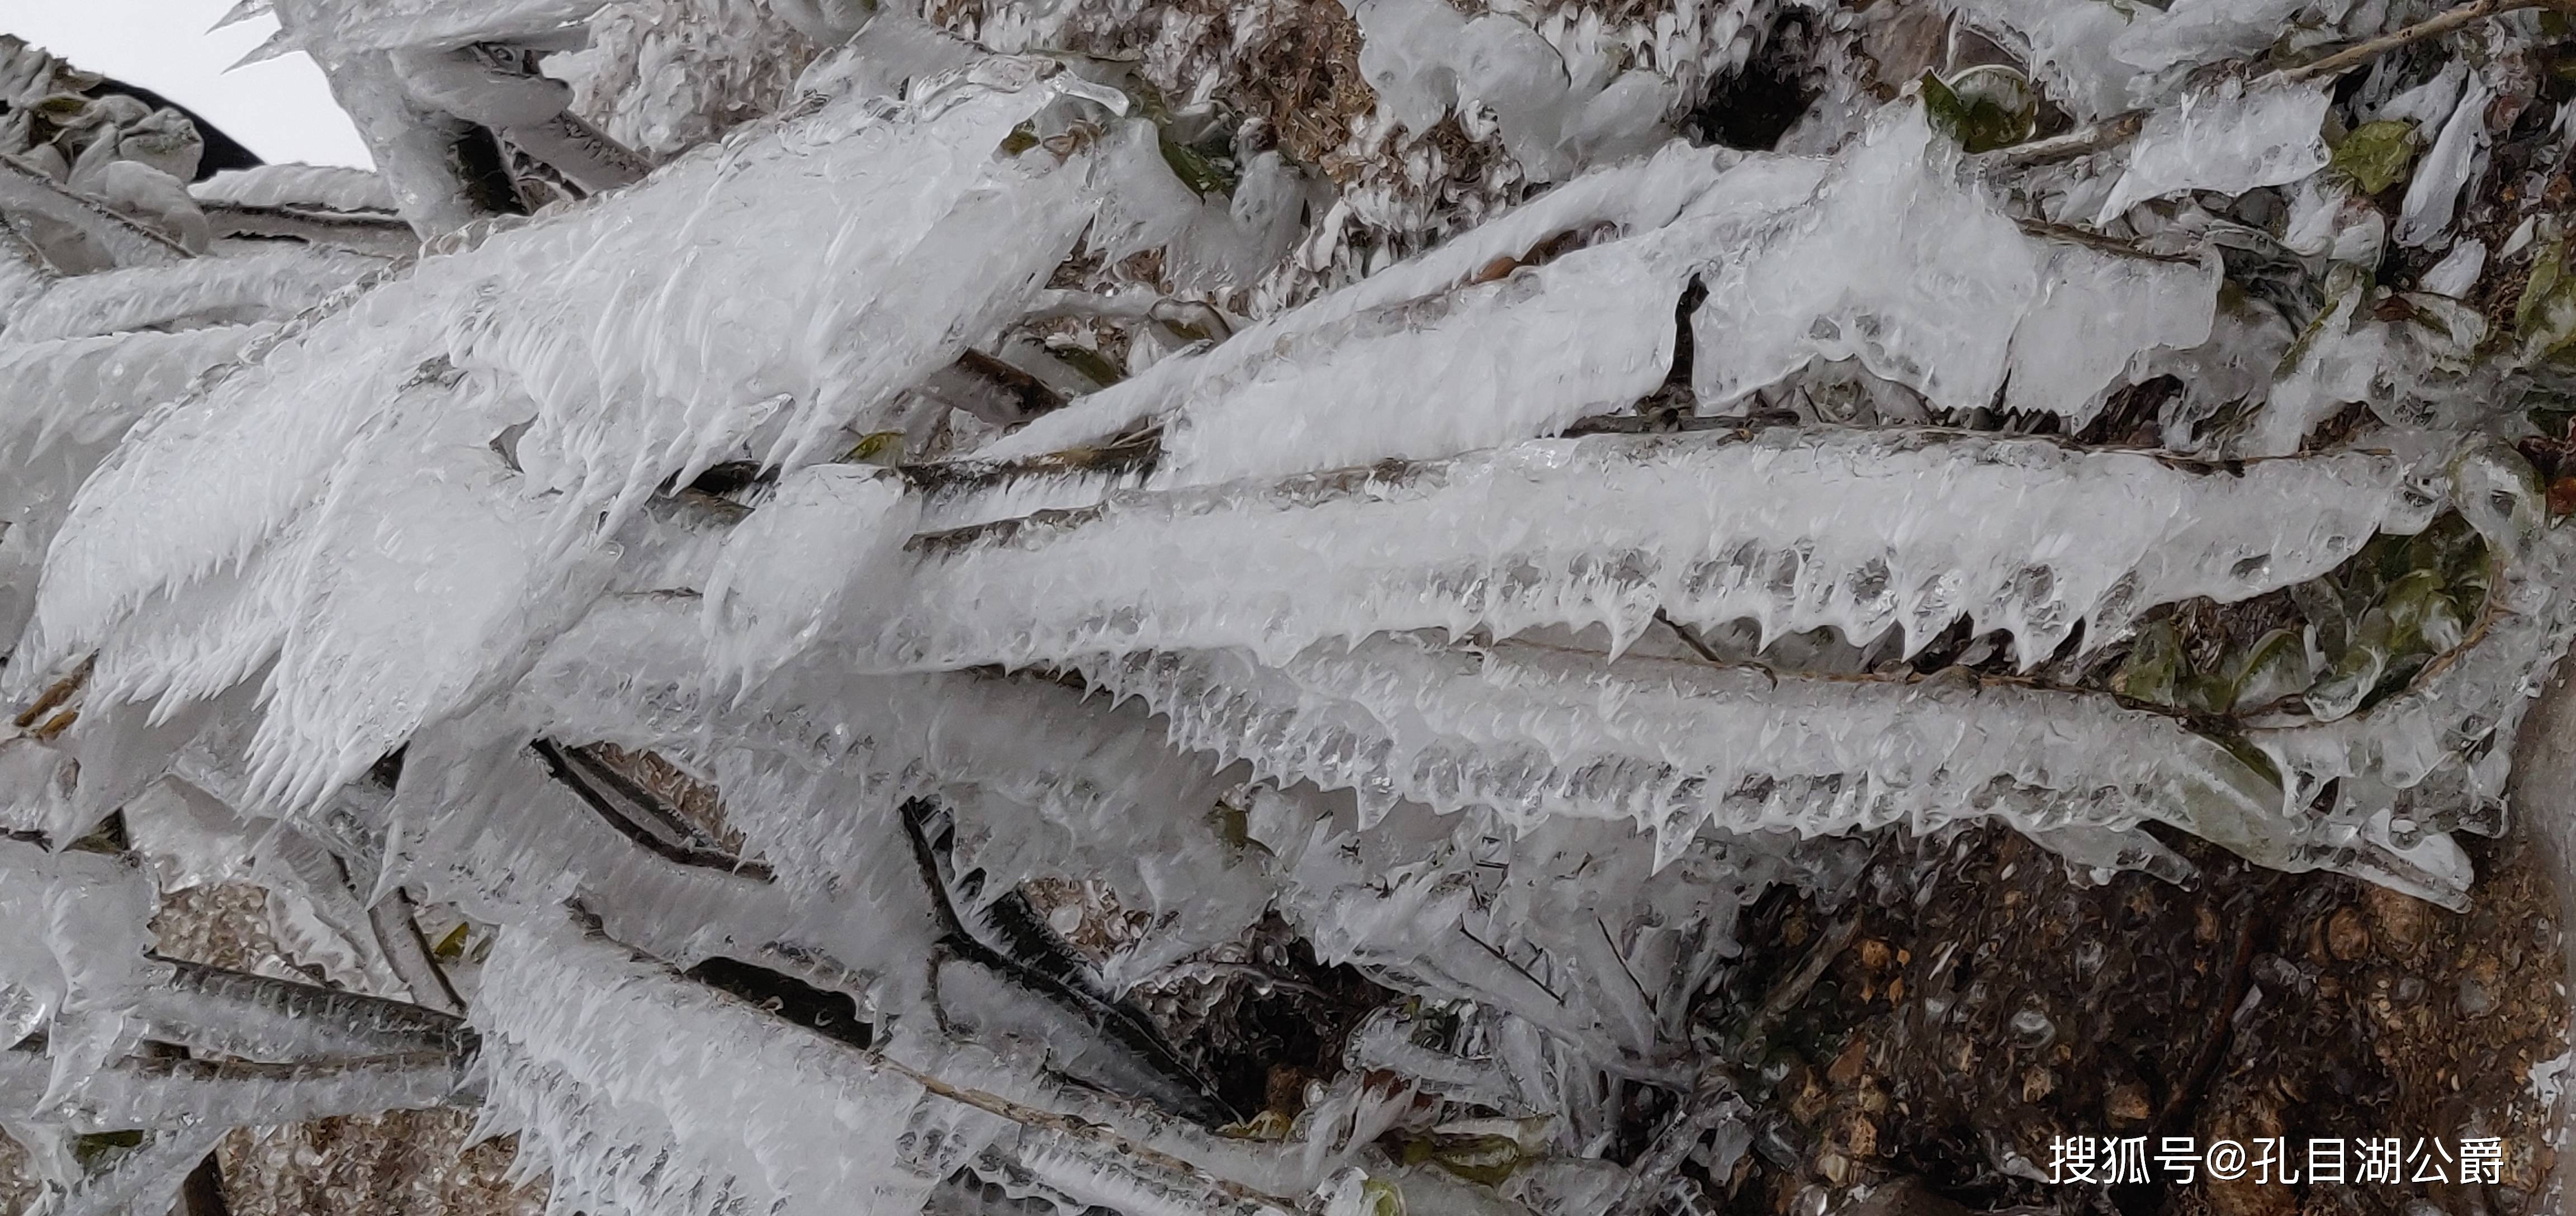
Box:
4, 0, 373, 168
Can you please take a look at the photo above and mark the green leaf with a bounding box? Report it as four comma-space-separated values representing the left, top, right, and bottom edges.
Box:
1048, 343, 1127, 390
2224, 626, 2312, 712
2328, 120, 2419, 194
846, 431, 906, 465
2516, 235, 2576, 362
2307, 605, 2393, 720
2114, 619, 2185, 706
1921, 67, 2035, 153
432, 922, 471, 961
1159, 136, 1239, 198
1425, 1133, 1527, 1186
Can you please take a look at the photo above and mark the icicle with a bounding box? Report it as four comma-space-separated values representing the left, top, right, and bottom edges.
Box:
209, 0, 272, 30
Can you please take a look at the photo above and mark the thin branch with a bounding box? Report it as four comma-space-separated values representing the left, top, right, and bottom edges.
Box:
1985, 111, 2145, 169
367, 888, 467, 1016
529, 739, 773, 879
0, 160, 191, 267
12, 656, 91, 729
2280, 0, 2551, 82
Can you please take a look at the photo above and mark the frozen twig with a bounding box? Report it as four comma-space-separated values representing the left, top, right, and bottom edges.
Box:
2280, 0, 2555, 82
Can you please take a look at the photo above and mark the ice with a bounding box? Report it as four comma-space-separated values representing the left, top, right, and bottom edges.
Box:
0, 842, 156, 1102
2094, 82, 2331, 226
2398, 73, 2497, 248
245, 400, 615, 810
860, 429, 2433, 673
510, 593, 1266, 983
22, 59, 1102, 764
981, 141, 1735, 467
1080, 634, 2395, 887
380, 715, 929, 981
271, 0, 613, 55
2001, 241, 2218, 420
2246, 460, 2576, 908
702, 465, 918, 692
46, 1125, 225, 1216
190, 164, 398, 213
2422, 239, 2487, 297
1687, 109, 2194, 421
1247, 787, 1791, 1063
5, 246, 380, 343
2253, 284, 2488, 458
988, 112, 2212, 492
136, 962, 470, 1062
0, 159, 188, 270
2109, 0, 2306, 79
0, 1046, 472, 1132
1940, 0, 2134, 120
1156, 236, 1684, 487
474, 917, 1000, 1216
0, 327, 259, 464
1347, 0, 1669, 182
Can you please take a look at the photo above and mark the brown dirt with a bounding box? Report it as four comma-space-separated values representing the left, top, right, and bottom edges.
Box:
1714, 825, 2568, 1216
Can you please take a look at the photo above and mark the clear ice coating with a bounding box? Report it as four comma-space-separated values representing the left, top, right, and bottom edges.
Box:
4, 0, 2574, 1209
